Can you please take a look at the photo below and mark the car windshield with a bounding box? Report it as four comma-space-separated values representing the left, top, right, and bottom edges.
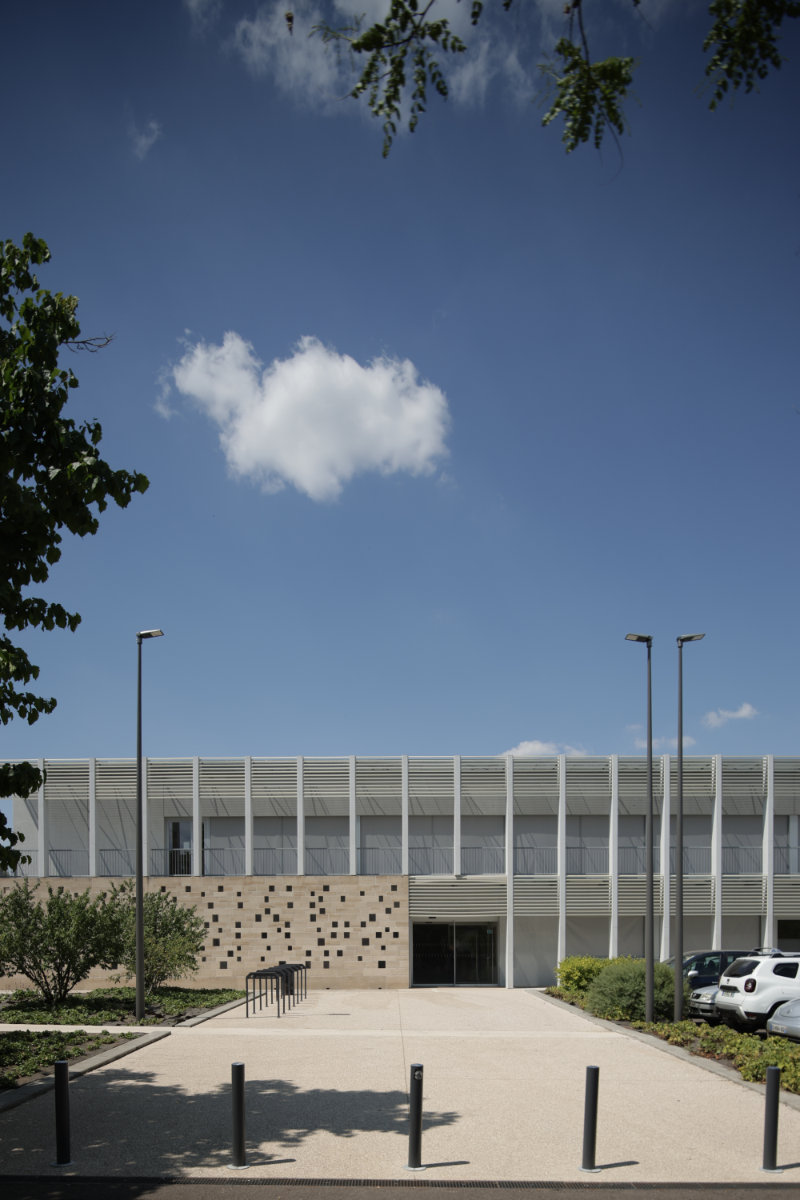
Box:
723, 958, 759, 977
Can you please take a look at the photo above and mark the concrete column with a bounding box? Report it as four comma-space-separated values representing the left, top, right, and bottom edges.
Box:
763, 755, 775, 946
192, 757, 201, 877
88, 758, 97, 878
244, 756, 253, 876
608, 755, 619, 959
296, 756, 304, 875
660, 754, 671, 961
142, 758, 149, 878
37, 760, 47, 877
453, 755, 461, 876
349, 755, 357, 874
557, 754, 567, 965
712, 755, 723, 948
505, 754, 514, 988
401, 755, 409, 876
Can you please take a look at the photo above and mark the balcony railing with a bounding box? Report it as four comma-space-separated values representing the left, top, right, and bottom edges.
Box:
253, 846, 296, 875
619, 846, 661, 875
408, 846, 452, 875
460, 845, 505, 874
566, 845, 609, 875
304, 846, 349, 876
667, 846, 711, 875
775, 846, 800, 874
514, 846, 557, 875
98, 848, 135, 876
204, 847, 246, 876
721, 844, 763, 874
1, 851, 38, 878
47, 849, 89, 877
360, 846, 402, 875
150, 848, 192, 876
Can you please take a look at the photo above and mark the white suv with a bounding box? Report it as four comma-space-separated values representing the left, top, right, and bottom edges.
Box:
715, 951, 800, 1029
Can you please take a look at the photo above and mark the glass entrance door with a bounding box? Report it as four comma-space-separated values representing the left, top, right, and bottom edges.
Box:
412, 923, 497, 985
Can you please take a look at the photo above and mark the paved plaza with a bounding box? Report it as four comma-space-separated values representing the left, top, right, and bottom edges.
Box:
2, 988, 800, 1185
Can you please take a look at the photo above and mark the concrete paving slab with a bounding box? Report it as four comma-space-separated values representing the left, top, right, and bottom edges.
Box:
2, 989, 799, 1184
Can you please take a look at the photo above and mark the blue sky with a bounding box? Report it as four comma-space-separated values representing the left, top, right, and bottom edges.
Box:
1, 1, 799, 802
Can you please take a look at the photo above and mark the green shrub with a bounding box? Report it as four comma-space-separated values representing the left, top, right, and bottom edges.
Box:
556, 955, 611, 995
0, 881, 124, 1008
585, 957, 675, 1022
109, 882, 205, 996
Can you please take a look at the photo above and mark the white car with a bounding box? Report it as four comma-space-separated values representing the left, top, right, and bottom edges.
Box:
766, 997, 800, 1040
688, 984, 720, 1022
715, 952, 800, 1030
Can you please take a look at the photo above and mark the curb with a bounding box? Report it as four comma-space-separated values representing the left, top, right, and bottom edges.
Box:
530, 988, 800, 1112
0, 994, 246, 1112
0, 1028, 170, 1113
180, 996, 247, 1027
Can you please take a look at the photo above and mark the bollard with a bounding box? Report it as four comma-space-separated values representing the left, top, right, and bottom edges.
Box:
229, 1061, 248, 1170
53, 1060, 72, 1166
405, 1063, 426, 1171
580, 1065, 600, 1173
762, 1065, 782, 1174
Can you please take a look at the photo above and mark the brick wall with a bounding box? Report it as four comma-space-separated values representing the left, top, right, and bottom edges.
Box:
0, 874, 409, 991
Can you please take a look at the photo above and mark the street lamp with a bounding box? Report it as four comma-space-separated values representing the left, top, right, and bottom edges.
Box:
626, 632, 654, 1023
136, 628, 164, 1020
675, 633, 705, 1021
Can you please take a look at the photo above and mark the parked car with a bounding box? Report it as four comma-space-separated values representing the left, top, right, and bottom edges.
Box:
688, 984, 721, 1022
677, 950, 750, 990
715, 951, 800, 1029
766, 997, 800, 1040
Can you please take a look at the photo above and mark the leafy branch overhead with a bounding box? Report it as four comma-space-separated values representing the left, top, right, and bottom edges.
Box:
312, 0, 800, 155
0, 235, 149, 870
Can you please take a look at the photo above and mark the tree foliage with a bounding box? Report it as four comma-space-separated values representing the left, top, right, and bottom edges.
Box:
0, 234, 149, 870
111, 881, 206, 997
0, 881, 124, 1007
312, 0, 800, 155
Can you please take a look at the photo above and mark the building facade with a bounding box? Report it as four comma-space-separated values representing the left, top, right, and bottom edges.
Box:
3, 754, 800, 990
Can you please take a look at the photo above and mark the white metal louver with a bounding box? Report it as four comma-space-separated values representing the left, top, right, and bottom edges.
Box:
409, 876, 507, 918
513, 877, 559, 915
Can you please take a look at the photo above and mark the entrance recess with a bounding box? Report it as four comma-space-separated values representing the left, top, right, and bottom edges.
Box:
412, 923, 497, 985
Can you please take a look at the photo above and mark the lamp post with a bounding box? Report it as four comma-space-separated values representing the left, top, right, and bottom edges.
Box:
675, 633, 705, 1021
626, 633, 654, 1023
136, 628, 164, 1020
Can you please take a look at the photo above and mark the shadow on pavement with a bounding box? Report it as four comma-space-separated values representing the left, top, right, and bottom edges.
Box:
1, 1064, 460, 1176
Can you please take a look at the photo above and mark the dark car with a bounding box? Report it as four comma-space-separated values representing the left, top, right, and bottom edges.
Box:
672, 949, 751, 990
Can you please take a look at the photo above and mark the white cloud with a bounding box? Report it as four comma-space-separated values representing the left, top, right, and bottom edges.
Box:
184, 0, 222, 30
230, 4, 345, 107
703, 702, 759, 730
504, 739, 587, 758
130, 118, 162, 160
169, 332, 450, 501
224, 0, 540, 116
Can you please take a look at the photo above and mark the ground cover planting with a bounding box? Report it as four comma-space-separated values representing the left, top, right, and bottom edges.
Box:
0, 985, 245, 1026
0, 985, 244, 1089
548, 955, 800, 1094
0, 1028, 139, 1090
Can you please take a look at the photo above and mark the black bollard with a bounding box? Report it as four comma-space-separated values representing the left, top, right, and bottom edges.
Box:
405, 1062, 425, 1171
580, 1065, 600, 1173
230, 1061, 248, 1170
53, 1060, 72, 1166
762, 1065, 782, 1174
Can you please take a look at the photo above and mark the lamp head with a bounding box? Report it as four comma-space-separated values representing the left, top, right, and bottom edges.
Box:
677, 633, 705, 645
625, 633, 652, 645
137, 629, 164, 640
